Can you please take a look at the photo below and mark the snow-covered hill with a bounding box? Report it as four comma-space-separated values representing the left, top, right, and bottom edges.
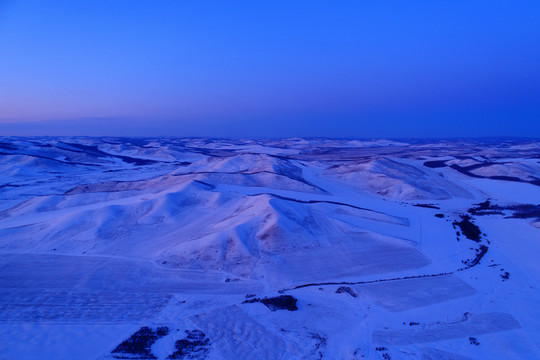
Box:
0, 137, 539, 359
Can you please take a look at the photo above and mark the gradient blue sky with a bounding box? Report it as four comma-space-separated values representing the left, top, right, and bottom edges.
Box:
1, 0, 539, 137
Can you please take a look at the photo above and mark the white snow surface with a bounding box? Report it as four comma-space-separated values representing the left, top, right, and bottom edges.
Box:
0, 137, 539, 360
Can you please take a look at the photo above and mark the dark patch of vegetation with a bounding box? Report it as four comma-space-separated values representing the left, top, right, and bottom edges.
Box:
58, 142, 110, 157
468, 199, 540, 219
472, 199, 492, 210
335, 286, 358, 298
468, 199, 504, 216
0, 142, 17, 150
448, 164, 540, 186
508, 204, 540, 219
375, 347, 388, 351
261, 295, 298, 311
30, 142, 53, 148
434, 213, 444, 218
423, 160, 447, 168
243, 298, 261, 305
464, 245, 488, 268
156, 327, 169, 337
112, 326, 169, 359
469, 337, 480, 345
409, 322, 419, 326
475, 210, 505, 216
167, 330, 210, 359
242, 295, 298, 311
413, 203, 440, 209
0, 183, 23, 189
59, 141, 158, 166
453, 215, 481, 242
449, 164, 484, 178
501, 271, 510, 281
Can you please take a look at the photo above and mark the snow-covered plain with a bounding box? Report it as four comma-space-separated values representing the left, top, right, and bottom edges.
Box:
0, 137, 539, 359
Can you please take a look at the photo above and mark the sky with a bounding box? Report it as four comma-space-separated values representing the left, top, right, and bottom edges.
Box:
0, 0, 539, 138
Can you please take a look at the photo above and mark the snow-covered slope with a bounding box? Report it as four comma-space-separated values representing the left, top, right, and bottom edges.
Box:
0, 137, 539, 359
